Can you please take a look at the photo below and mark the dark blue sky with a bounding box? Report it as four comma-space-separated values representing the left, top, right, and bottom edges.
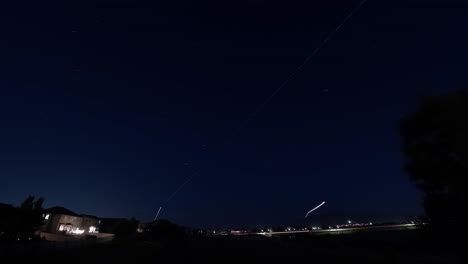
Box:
1, 0, 467, 227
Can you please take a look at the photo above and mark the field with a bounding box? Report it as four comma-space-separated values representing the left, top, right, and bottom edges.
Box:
4, 229, 462, 263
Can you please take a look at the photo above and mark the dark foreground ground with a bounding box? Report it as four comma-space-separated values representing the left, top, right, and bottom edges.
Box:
2, 230, 463, 263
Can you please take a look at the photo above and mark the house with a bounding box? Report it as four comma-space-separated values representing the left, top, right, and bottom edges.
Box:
42, 206, 100, 235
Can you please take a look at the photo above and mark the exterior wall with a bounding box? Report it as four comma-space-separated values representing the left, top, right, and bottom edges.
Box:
81, 216, 100, 234
57, 214, 83, 232
43, 214, 102, 233
43, 214, 83, 233
43, 214, 62, 233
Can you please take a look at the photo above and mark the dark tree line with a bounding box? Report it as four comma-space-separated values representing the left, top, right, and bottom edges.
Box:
0, 196, 45, 242
400, 90, 468, 231
144, 219, 186, 243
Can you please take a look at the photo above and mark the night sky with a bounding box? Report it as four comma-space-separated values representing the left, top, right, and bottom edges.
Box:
1, 0, 467, 227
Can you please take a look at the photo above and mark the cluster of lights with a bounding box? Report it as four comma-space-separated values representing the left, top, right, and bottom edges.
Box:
284, 227, 312, 232
89, 226, 98, 233
68, 228, 85, 235
334, 220, 375, 229
201, 219, 422, 237
59, 224, 72, 232
58, 223, 99, 235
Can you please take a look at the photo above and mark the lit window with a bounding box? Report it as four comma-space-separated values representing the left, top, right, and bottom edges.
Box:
45, 214, 50, 220
89, 226, 97, 233
68, 228, 85, 235
59, 224, 73, 232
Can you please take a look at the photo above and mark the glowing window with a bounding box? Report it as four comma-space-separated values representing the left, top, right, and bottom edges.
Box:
59, 224, 72, 232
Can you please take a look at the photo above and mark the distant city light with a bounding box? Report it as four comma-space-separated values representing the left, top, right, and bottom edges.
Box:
347, 220, 352, 224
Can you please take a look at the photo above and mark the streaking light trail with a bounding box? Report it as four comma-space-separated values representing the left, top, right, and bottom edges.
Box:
232, 0, 370, 135
154, 176, 193, 221
154, 206, 162, 221
152, 0, 370, 220
305, 201, 326, 218
166, 177, 193, 203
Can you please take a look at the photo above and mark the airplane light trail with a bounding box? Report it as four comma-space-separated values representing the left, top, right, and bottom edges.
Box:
153, 177, 193, 221
305, 201, 326, 218
154, 206, 162, 221
232, 0, 370, 136
166, 177, 193, 203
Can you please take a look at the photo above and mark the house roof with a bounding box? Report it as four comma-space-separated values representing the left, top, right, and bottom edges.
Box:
81, 214, 99, 219
44, 206, 79, 216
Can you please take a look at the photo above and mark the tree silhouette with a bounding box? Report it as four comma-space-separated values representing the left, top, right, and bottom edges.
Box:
113, 217, 139, 240
33, 197, 44, 211
17, 196, 45, 240
145, 219, 186, 244
20, 195, 35, 211
400, 91, 468, 229
1, 196, 45, 242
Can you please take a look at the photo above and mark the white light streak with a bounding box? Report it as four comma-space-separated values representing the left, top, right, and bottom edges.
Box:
154, 206, 162, 221
232, 0, 370, 135
305, 201, 326, 218
166, 177, 193, 203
